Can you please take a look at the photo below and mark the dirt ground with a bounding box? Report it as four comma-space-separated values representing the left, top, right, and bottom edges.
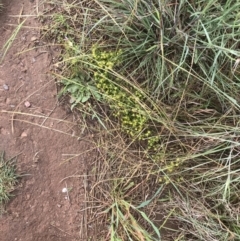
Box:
0, 1, 91, 240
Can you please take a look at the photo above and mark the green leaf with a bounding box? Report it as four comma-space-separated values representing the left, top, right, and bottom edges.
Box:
76, 92, 84, 103
137, 186, 162, 209
81, 94, 91, 103
67, 84, 79, 93
139, 210, 161, 239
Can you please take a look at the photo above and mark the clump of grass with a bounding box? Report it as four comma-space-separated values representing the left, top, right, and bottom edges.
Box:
44, 0, 240, 240
85, 131, 168, 240
0, 152, 18, 213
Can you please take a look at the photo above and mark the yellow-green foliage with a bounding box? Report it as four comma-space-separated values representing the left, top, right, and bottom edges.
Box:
91, 46, 183, 176
91, 44, 182, 180
92, 46, 159, 148
158, 158, 183, 184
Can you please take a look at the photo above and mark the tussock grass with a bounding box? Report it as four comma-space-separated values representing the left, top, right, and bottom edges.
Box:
42, 0, 240, 240
0, 152, 18, 214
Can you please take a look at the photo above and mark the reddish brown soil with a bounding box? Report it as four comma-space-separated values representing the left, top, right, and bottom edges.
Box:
0, 1, 91, 240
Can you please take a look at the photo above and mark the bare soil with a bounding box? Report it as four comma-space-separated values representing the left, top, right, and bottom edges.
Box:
0, 1, 91, 240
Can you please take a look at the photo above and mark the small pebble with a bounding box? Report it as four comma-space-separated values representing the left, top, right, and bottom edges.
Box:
62, 188, 68, 193
3, 84, 9, 90
21, 131, 28, 138
30, 36, 38, 42
24, 101, 31, 108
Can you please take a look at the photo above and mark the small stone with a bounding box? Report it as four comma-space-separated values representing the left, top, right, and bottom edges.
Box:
24, 101, 31, 108
57, 204, 61, 208
3, 84, 9, 90
62, 188, 68, 193
21, 131, 28, 138
31, 36, 38, 41
5, 98, 11, 104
